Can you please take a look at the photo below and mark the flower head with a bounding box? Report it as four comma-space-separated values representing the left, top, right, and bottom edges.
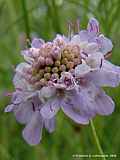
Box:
5, 18, 120, 145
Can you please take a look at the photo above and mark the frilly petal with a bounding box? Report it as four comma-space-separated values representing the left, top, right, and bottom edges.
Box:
14, 101, 34, 124
87, 60, 120, 87
15, 62, 30, 74
39, 86, 56, 100
22, 111, 43, 145
86, 52, 104, 69
95, 90, 115, 115
75, 61, 91, 78
40, 98, 60, 119
4, 104, 14, 112
61, 92, 89, 124
97, 34, 113, 55
84, 42, 99, 54
87, 18, 99, 33
31, 38, 44, 48
44, 117, 56, 133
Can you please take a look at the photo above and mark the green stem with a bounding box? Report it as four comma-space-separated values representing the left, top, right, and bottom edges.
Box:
90, 120, 106, 160
21, 0, 31, 40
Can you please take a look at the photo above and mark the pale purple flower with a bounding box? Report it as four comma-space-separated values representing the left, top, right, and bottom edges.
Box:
5, 18, 120, 145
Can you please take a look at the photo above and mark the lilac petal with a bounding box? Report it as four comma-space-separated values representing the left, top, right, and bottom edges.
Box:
21, 49, 34, 64
54, 34, 68, 46
61, 93, 89, 124
21, 49, 32, 57
44, 117, 56, 133
31, 38, 44, 48
97, 34, 113, 55
75, 62, 91, 77
87, 18, 99, 33
95, 90, 115, 115
11, 91, 24, 104
86, 52, 104, 69
61, 104, 89, 124
78, 30, 90, 41
102, 60, 120, 74
4, 104, 14, 112
13, 63, 33, 91
15, 62, 30, 74
40, 98, 60, 119
71, 34, 87, 44
14, 101, 34, 124
79, 87, 114, 116
11, 90, 36, 105
84, 42, 99, 54
13, 73, 29, 90
78, 83, 100, 117
79, 30, 97, 43
87, 68, 120, 87
22, 111, 43, 145
39, 87, 56, 100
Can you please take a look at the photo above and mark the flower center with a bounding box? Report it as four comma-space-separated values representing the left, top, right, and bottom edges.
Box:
25, 43, 82, 88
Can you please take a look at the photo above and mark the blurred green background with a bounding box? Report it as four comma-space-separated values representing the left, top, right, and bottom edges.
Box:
0, 0, 120, 159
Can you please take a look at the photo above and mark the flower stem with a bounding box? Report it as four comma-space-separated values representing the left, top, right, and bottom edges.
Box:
90, 120, 106, 160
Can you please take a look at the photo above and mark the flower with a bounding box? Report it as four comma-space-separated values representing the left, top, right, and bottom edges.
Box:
5, 17, 120, 145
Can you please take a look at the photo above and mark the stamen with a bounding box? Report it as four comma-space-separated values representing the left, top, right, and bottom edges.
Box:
76, 19, 80, 33
74, 19, 80, 34
68, 21, 74, 40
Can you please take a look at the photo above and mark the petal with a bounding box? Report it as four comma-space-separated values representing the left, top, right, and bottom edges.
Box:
13, 63, 32, 90
75, 62, 91, 77
97, 34, 113, 55
84, 42, 99, 54
78, 30, 90, 42
15, 62, 30, 73
13, 73, 27, 90
71, 34, 88, 46
95, 90, 115, 115
78, 30, 97, 44
87, 18, 99, 33
31, 38, 44, 48
80, 84, 115, 116
21, 50, 34, 63
61, 93, 89, 124
44, 117, 56, 133
13, 73, 33, 91
22, 111, 43, 145
14, 101, 34, 124
4, 104, 14, 112
21, 49, 32, 57
11, 90, 36, 105
40, 98, 60, 119
102, 60, 120, 74
87, 68, 120, 87
39, 86, 56, 100
78, 82, 100, 116
11, 91, 24, 104
86, 52, 104, 69
54, 34, 68, 45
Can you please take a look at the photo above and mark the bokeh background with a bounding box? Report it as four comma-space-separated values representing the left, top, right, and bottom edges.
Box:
0, 0, 120, 159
